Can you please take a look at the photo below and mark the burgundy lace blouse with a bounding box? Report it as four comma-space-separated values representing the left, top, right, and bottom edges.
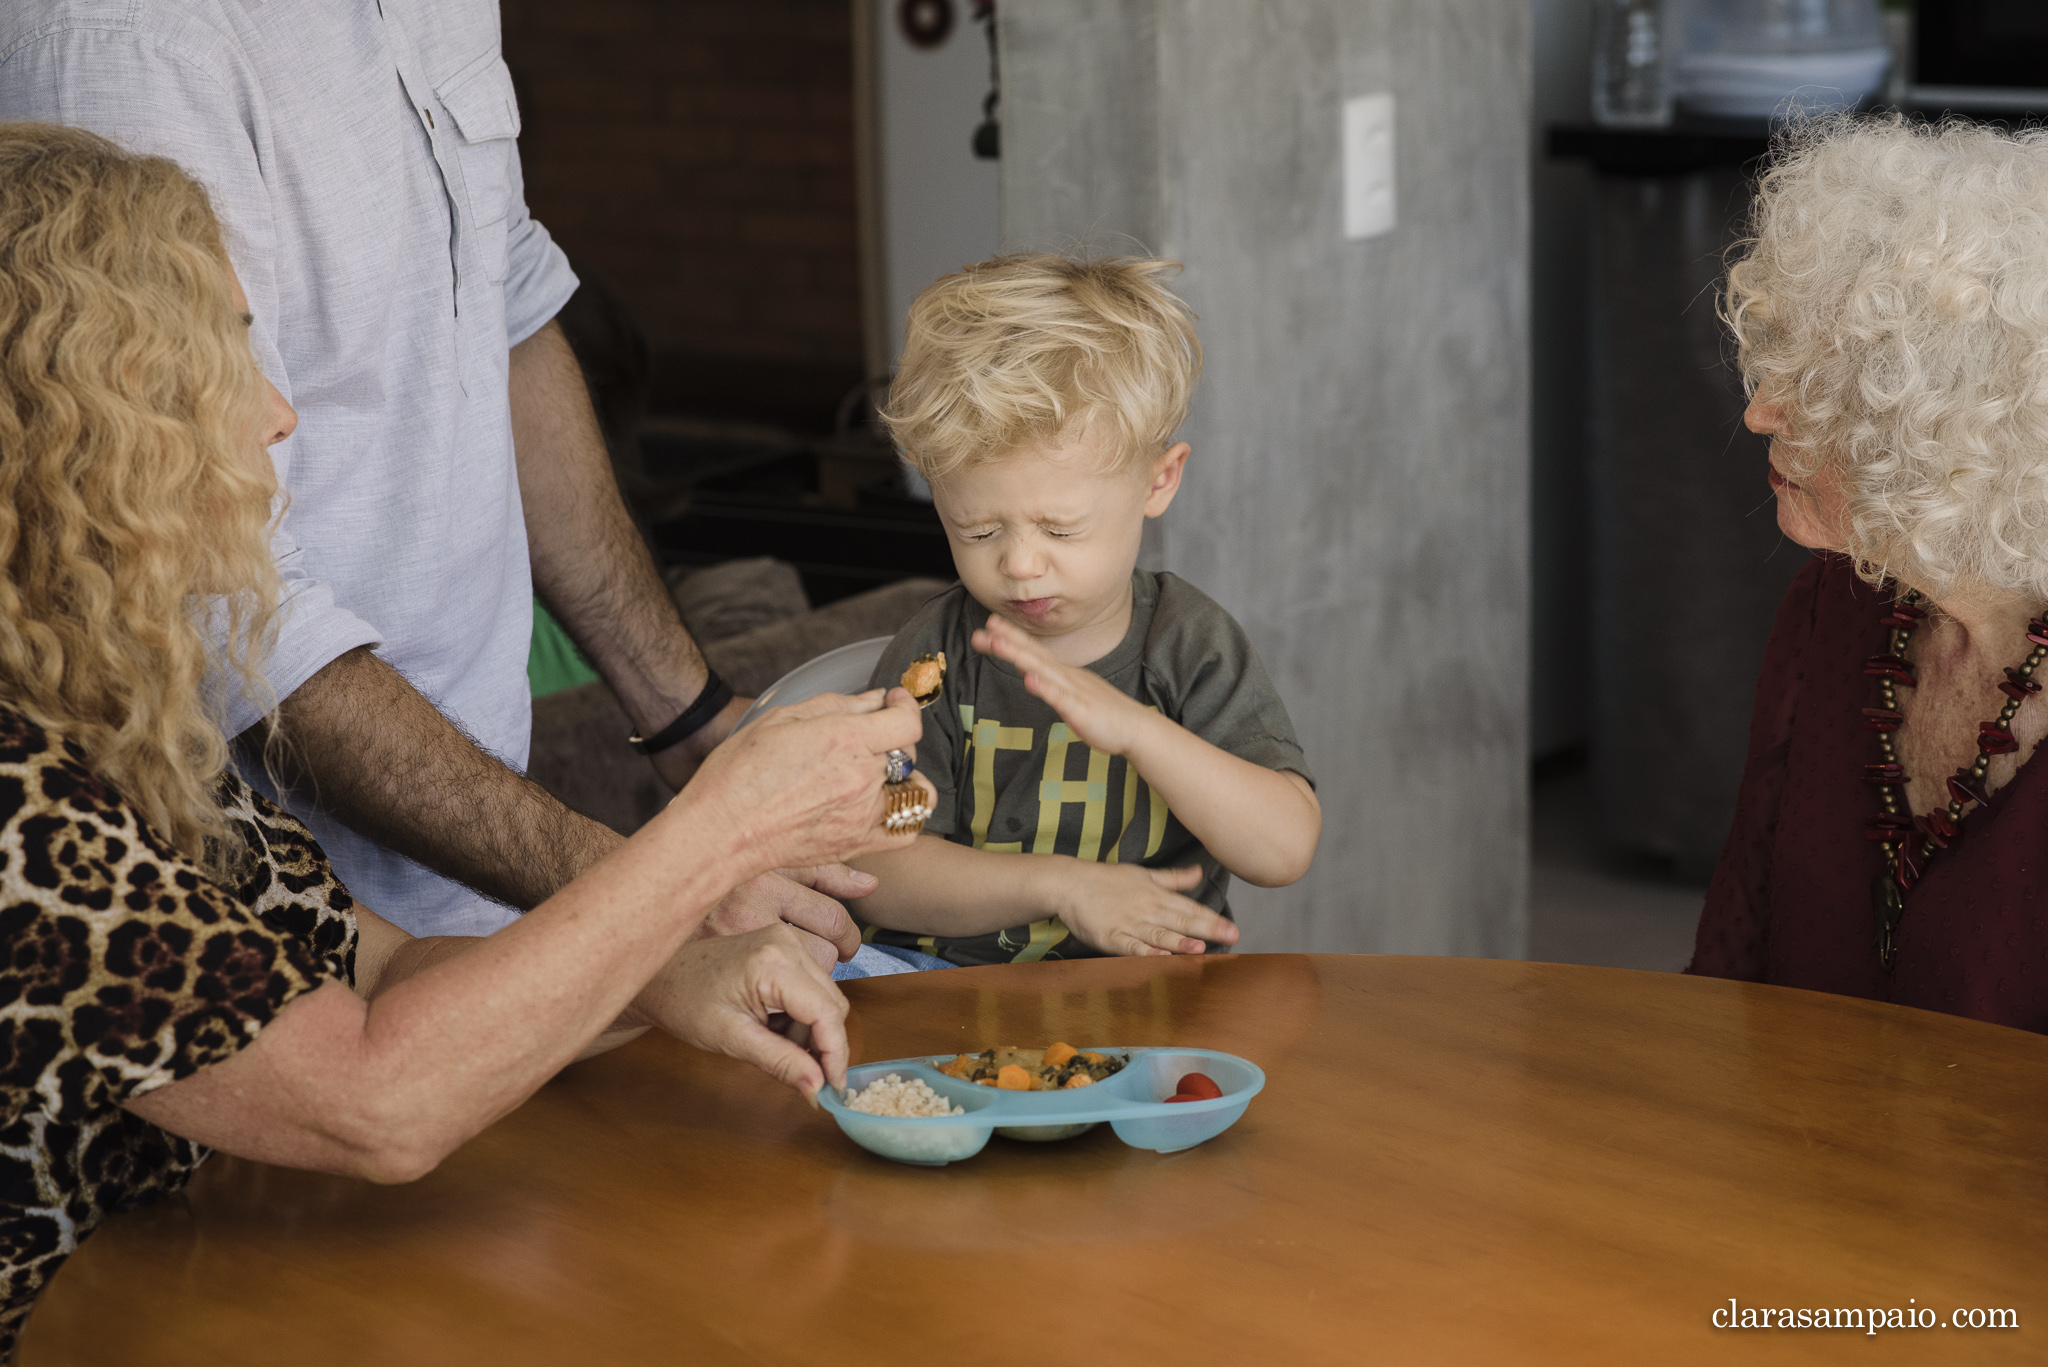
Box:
1689, 553, 2048, 1033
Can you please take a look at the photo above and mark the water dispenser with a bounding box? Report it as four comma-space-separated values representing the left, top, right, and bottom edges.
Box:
1672, 0, 1891, 119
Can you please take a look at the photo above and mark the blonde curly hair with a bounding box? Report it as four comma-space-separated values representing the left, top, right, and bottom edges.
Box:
1726, 114, 2048, 602
883, 252, 1202, 482
0, 123, 280, 869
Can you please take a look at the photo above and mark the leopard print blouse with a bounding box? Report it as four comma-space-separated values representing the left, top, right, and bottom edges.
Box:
0, 703, 357, 1356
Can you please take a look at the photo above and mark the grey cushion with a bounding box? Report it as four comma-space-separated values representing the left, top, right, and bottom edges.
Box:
524, 680, 674, 839
667, 557, 810, 644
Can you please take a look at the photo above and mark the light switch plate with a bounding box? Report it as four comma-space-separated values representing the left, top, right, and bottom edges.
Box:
1342, 93, 1396, 240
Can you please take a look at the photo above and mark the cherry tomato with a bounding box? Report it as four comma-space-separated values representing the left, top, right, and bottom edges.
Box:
1174, 1072, 1222, 1100
1163, 1093, 1201, 1103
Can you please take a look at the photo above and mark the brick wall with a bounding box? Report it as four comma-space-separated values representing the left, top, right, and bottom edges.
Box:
503, 0, 864, 422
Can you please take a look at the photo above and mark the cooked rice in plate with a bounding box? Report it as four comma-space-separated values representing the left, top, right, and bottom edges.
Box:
843, 1073, 964, 1118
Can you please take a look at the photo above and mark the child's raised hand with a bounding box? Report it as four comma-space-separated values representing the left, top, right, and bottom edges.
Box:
972, 615, 1154, 756
1055, 862, 1238, 957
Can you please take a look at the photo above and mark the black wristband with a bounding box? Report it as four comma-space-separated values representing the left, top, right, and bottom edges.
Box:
627, 670, 735, 756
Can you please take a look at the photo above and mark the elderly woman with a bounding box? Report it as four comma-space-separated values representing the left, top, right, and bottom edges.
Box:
1691, 116, 2048, 1031
0, 123, 934, 1352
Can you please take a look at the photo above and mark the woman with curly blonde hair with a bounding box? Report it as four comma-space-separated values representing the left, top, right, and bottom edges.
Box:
1692, 114, 2048, 1031
0, 123, 933, 1352
0, 115, 285, 872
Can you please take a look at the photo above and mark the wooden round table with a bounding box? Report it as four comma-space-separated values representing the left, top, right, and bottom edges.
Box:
21, 955, 2047, 1364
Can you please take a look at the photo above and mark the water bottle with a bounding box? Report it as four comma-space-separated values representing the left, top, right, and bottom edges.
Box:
1593, 0, 1675, 127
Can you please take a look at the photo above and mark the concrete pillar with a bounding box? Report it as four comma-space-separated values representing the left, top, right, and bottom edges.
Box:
1001, 0, 1530, 956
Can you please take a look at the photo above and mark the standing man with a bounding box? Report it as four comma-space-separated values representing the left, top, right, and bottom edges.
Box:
0, 1, 868, 946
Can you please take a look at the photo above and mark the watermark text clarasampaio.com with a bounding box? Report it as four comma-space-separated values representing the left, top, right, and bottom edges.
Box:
1713, 1300, 2017, 1334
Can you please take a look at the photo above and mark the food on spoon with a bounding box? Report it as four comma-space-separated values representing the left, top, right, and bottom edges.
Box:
902, 652, 946, 707
934, 1044, 1126, 1091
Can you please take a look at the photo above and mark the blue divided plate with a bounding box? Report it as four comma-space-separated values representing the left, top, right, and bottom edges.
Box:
819, 1047, 1265, 1166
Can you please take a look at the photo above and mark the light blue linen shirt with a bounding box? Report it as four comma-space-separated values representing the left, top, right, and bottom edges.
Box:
0, 0, 581, 936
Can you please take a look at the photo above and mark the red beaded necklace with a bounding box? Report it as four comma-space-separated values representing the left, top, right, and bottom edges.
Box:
1863, 590, 2048, 972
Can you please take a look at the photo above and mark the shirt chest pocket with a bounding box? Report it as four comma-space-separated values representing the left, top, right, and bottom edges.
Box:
434, 53, 522, 284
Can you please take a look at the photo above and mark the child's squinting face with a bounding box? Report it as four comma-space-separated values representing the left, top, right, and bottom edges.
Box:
931, 430, 1186, 666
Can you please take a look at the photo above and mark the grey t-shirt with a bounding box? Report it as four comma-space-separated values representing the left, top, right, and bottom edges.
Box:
865, 571, 1312, 967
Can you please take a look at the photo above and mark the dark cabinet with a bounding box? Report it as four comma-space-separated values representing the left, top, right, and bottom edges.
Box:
1553, 122, 1803, 877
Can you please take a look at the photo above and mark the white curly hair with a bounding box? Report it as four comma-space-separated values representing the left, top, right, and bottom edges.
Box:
1726, 114, 2048, 602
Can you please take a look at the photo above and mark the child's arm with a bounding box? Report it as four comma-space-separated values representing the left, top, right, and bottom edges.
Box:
972, 617, 1321, 887
852, 836, 1239, 956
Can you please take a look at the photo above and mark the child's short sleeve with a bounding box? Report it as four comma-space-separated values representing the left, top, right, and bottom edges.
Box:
1144, 575, 1315, 787
866, 587, 970, 839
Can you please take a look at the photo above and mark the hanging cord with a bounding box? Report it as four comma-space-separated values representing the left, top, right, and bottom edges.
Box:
972, 0, 999, 159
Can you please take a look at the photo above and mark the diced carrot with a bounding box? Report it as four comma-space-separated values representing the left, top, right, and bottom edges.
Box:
1043, 1042, 1078, 1068
996, 1064, 1032, 1090
1062, 1073, 1094, 1089
1079, 1051, 1105, 1065
976, 1078, 996, 1086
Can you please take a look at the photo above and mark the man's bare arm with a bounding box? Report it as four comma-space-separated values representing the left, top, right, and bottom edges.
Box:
508, 318, 745, 787
265, 646, 622, 911
265, 649, 868, 946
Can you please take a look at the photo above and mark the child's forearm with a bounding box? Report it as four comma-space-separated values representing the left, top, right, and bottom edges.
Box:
1124, 713, 1321, 886
851, 836, 1076, 936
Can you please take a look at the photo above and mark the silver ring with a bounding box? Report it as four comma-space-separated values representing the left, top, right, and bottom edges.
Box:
884, 749, 915, 785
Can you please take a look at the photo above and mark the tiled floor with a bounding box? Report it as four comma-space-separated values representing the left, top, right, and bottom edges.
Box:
1527, 760, 1705, 973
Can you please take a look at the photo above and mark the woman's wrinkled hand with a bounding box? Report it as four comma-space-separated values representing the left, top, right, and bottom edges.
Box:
692, 865, 874, 973
668, 686, 935, 877
635, 923, 852, 1098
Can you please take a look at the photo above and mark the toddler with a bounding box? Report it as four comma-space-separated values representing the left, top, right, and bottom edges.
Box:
853, 253, 1320, 965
